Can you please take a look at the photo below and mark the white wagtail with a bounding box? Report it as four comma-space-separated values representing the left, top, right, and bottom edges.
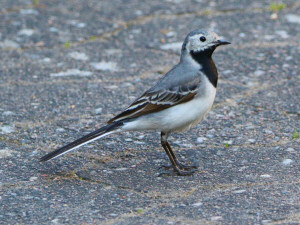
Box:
40, 29, 230, 176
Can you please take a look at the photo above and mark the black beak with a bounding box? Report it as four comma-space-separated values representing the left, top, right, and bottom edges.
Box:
216, 39, 231, 46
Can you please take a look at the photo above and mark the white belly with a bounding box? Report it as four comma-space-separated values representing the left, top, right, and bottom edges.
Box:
123, 77, 216, 132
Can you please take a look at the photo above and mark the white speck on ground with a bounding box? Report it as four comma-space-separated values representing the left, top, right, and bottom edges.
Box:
50, 69, 92, 77
285, 148, 295, 152
270, 13, 278, 20
104, 85, 118, 89
51, 218, 60, 224
90, 62, 119, 72
223, 70, 233, 75
69, 20, 86, 28
253, 70, 265, 76
227, 140, 233, 144
0, 40, 20, 49
20, 9, 39, 15
105, 49, 122, 56
264, 35, 274, 40
286, 14, 300, 24
196, 137, 207, 143
192, 202, 203, 207
56, 128, 65, 132
29, 177, 38, 181
264, 129, 273, 134
137, 135, 145, 140
0, 125, 15, 134
41, 58, 51, 63
109, 213, 118, 217
260, 174, 271, 178
211, 216, 222, 221
68, 52, 89, 61
160, 42, 182, 52
94, 108, 102, 114
233, 189, 246, 194
247, 139, 256, 143
282, 159, 293, 166
275, 30, 289, 39
49, 27, 59, 32
165, 31, 176, 38
262, 220, 272, 224
2, 111, 15, 116
77, 23, 86, 28
0, 149, 15, 158
18, 29, 35, 36
115, 168, 128, 171
135, 10, 143, 15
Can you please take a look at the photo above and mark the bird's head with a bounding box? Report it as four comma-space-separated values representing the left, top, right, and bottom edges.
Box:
182, 29, 230, 57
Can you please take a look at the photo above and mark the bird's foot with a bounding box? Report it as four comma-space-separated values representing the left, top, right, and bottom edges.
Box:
158, 166, 197, 176
159, 161, 198, 171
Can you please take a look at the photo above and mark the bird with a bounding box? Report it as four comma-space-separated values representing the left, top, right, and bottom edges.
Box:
40, 29, 230, 176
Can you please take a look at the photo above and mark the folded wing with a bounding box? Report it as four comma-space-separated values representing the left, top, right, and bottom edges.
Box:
107, 78, 201, 124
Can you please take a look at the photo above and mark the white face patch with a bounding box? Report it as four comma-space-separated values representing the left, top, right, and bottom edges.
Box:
186, 32, 220, 52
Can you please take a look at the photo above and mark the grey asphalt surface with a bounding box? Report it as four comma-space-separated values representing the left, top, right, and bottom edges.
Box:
0, 0, 299, 224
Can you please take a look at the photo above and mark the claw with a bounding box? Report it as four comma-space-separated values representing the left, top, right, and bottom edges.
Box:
158, 166, 198, 176
176, 161, 198, 170
159, 161, 198, 171
158, 164, 174, 170
175, 168, 198, 176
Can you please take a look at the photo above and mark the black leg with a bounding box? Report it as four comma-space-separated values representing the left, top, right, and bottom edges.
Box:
166, 141, 198, 170
159, 132, 197, 176
160, 132, 179, 169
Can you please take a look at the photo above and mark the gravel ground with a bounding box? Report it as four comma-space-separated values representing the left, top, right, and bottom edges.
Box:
0, 0, 299, 224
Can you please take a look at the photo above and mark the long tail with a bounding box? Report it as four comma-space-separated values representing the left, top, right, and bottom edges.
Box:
39, 121, 124, 162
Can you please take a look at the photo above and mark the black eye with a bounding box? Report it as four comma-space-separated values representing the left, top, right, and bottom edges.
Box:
200, 36, 206, 42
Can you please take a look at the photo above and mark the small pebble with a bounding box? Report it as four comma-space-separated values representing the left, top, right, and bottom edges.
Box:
115, 168, 128, 171
282, 159, 293, 166
29, 177, 38, 181
247, 139, 256, 143
2, 111, 14, 116
196, 137, 207, 143
20, 9, 39, 15
0, 40, 20, 49
90, 62, 119, 72
192, 202, 202, 207
253, 70, 265, 76
18, 29, 35, 36
275, 30, 289, 39
286, 14, 300, 24
260, 174, 271, 178
0, 125, 14, 134
68, 52, 89, 61
56, 128, 65, 132
211, 216, 222, 221
160, 42, 182, 52
233, 189, 246, 194
285, 148, 295, 152
270, 13, 278, 20
0, 149, 14, 158
50, 69, 92, 77
94, 108, 102, 115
